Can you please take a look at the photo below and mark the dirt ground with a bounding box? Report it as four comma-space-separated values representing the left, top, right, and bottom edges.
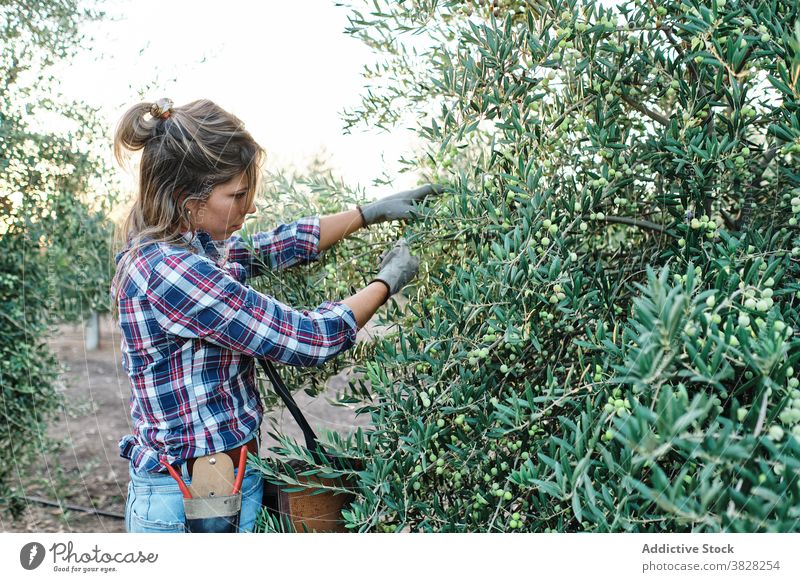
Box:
0, 313, 383, 533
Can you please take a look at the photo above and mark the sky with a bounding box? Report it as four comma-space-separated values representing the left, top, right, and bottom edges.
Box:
48, 0, 425, 202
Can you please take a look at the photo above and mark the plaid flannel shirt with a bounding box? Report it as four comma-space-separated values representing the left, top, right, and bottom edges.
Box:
111, 217, 358, 474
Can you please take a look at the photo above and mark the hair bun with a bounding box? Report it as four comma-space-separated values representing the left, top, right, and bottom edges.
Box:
150, 98, 174, 120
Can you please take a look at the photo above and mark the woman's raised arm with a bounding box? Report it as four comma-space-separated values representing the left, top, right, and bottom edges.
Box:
318, 208, 365, 252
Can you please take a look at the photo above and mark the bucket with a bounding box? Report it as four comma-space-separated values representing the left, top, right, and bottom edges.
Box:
262, 459, 357, 533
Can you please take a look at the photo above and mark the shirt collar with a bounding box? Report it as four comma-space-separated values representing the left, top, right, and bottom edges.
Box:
181, 230, 230, 266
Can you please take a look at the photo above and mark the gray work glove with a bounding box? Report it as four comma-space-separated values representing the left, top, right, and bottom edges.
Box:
370, 238, 419, 300
358, 184, 444, 226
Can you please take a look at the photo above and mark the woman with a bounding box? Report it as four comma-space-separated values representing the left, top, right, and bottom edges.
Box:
111, 98, 440, 532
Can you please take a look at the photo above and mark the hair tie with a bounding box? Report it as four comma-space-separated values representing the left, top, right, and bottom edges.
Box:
150, 98, 174, 120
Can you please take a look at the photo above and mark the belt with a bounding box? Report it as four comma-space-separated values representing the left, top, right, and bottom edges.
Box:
186, 437, 259, 479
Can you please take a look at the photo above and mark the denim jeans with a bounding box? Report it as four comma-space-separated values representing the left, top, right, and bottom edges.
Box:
125, 452, 264, 533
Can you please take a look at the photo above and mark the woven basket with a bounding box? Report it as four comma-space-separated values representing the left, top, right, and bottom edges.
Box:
262, 460, 357, 533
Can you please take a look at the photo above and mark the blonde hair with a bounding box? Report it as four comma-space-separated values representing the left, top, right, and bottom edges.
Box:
111, 99, 264, 310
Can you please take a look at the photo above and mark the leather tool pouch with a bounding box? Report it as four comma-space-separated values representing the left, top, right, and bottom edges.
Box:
184, 453, 241, 533
184, 494, 241, 533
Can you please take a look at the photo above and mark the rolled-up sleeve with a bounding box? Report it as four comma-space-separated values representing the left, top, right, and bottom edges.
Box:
227, 216, 321, 279
145, 250, 358, 367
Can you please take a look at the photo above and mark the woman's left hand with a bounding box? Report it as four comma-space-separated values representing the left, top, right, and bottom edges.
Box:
359, 184, 444, 226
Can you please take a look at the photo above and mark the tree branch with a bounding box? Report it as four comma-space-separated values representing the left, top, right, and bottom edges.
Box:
549, 96, 594, 132
720, 208, 738, 230
736, 146, 779, 230
620, 94, 670, 127
600, 215, 669, 235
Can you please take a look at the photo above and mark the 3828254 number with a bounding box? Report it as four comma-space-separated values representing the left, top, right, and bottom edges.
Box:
730, 561, 780, 571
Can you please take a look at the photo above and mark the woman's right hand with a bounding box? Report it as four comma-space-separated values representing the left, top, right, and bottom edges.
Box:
370, 238, 419, 298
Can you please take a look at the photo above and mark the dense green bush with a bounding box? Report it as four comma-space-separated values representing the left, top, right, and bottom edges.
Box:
254, 0, 800, 532
0, 1, 116, 512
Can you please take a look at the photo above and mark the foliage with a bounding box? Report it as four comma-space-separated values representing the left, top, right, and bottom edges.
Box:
255, 0, 800, 532
245, 161, 410, 402
0, 0, 117, 511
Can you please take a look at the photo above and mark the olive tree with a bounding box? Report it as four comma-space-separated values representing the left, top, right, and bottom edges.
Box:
0, 0, 116, 513
253, 0, 800, 532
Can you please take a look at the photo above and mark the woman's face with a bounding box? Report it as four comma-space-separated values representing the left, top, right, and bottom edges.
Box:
186, 172, 256, 240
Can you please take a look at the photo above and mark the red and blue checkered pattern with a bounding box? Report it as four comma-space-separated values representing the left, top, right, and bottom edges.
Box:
111, 217, 358, 473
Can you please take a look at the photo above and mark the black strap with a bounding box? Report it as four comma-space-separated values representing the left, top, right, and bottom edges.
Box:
258, 359, 337, 468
